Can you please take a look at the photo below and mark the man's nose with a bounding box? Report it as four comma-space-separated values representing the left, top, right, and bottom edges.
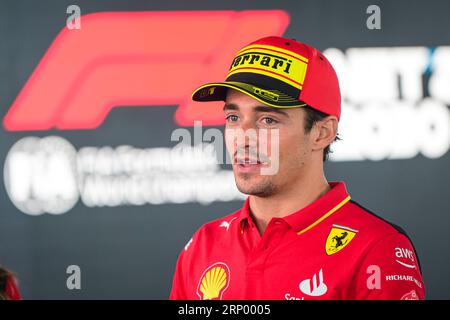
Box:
235, 119, 258, 148
239, 116, 257, 131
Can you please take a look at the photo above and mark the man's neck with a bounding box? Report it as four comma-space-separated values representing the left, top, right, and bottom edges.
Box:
249, 175, 330, 236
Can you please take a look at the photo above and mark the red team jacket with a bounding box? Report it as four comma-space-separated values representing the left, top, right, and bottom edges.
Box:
170, 182, 425, 300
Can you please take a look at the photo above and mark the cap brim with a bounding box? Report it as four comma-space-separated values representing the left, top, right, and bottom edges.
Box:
191, 81, 307, 108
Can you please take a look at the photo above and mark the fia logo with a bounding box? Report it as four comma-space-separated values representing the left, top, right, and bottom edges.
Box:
299, 268, 328, 297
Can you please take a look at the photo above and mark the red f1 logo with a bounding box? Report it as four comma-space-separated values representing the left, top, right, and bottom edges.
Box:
3, 10, 289, 131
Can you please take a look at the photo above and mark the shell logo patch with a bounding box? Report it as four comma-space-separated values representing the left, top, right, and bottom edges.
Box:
197, 262, 230, 300
325, 224, 358, 255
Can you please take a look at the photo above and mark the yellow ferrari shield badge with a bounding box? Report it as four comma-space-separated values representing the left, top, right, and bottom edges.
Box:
325, 224, 358, 255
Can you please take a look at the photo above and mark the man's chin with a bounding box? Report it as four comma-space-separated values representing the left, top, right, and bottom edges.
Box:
234, 177, 276, 197
233, 170, 260, 183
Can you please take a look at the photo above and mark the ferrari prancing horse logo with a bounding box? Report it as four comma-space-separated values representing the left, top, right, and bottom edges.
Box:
325, 224, 358, 255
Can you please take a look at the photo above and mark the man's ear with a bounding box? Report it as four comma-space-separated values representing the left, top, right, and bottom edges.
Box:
311, 116, 338, 151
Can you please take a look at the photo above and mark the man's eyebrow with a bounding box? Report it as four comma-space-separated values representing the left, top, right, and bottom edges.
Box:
253, 105, 289, 117
223, 103, 290, 117
223, 103, 239, 112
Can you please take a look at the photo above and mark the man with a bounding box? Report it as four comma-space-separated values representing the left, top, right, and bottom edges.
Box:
170, 36, 425, 300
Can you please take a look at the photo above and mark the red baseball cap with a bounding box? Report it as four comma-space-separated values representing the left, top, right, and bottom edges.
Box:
192, 36, 341, 120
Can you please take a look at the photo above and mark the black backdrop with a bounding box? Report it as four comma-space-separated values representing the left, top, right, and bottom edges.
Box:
0, 0, 449, 299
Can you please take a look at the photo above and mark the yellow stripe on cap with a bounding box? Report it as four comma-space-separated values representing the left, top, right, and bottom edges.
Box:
228, 47, 308, 90
236, 44, 310, 63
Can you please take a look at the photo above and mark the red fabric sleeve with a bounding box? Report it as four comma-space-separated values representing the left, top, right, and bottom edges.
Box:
169, 248, 188, 300
5, 275, 21, 300
351, 232, 425, 300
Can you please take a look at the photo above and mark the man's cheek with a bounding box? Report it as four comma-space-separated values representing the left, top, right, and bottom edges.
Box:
261, 130, 281, 176
224, 130, 236, 159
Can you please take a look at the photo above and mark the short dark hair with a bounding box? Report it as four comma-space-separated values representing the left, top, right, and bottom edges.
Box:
302, 105, 341, 162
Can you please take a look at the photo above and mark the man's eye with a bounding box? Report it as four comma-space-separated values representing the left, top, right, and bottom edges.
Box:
226, 115, 239, 122
262, 117, 277, 125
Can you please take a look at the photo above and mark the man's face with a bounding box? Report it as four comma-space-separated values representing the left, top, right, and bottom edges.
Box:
224, 89, 313, 197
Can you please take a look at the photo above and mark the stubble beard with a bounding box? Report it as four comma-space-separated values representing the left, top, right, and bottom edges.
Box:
234, 171, 278, 197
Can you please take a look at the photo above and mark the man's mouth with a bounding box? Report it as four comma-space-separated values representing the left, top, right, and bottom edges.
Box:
235, 157, 262, 165
234, 156, 267, 173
